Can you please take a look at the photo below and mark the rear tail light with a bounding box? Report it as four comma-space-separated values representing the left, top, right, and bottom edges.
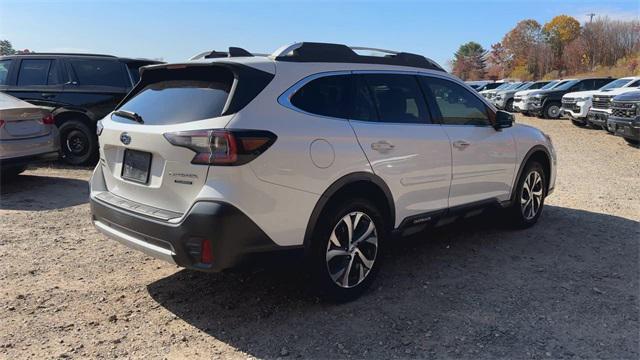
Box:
0, 120, 4, 128
200, 239, 213, 264
164, 129, 276, 166
42, 114, 55, 125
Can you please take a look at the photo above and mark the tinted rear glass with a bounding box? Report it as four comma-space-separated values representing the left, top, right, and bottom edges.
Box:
69, 59, 126, 87
17, 59, 52, 86
0, 59, 11, 85
290, 75, 351, 119
114, 67, 233, 125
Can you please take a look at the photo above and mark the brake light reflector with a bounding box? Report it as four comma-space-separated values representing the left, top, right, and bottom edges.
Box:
201, 239, 213, 264
42, 114, 55, 125
164, 129, 276, 166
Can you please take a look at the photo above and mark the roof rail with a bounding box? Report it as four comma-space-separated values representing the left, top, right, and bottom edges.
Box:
270, 42, 445, 72
188, 47, 268, 61
5, 52, 118, 58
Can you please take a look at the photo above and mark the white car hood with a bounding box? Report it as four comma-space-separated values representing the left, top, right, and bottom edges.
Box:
592, 87, 640, 97
563, 90, 599, 100
515, 89, 542, 97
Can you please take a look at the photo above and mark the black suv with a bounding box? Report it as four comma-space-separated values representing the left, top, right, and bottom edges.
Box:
528, 78, 614, 119
0, 54, 162, 164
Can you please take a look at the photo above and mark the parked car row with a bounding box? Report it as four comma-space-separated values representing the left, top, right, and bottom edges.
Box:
0, 53, 162, 170
519, 77, 639, 145
470, 76, 639, 146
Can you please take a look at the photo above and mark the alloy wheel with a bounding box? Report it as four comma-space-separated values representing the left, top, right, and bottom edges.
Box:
521, 170, 544, 220
547, 105, 560, 118
325, 211, 378, 288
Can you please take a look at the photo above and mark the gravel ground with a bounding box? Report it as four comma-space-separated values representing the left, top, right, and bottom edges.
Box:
1, 115, 638, 360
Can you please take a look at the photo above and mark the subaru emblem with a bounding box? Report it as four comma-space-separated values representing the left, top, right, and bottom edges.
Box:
120, 132, 131, 145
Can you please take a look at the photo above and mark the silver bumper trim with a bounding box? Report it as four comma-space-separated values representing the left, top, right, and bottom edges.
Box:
94, 219, 177, 264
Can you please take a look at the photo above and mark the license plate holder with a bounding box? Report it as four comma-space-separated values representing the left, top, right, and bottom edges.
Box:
122, 149, 152, 184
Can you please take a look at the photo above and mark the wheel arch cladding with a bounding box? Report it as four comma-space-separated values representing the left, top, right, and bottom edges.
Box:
54, 111, 94, 130
303, 172, 395, 254
513, 146, 552, 199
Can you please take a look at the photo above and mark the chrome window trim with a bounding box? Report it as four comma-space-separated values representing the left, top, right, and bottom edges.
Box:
278, 69, 447, 126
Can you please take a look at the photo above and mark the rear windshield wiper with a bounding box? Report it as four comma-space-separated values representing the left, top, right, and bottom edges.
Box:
113, 110, 144, 124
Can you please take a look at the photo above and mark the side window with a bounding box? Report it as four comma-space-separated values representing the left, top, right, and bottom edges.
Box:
629, 80, 640, 87
571, 81, 589, 92
69, 59, 126, 87
47, 60, 61, 85
351, 76, 378, 121
594, 79, 611, 89
0, 59, 12, 85
290, 74, 351, 119
419, 77, 491, 126
17, 59, 56, 86
361, 74, 430, 124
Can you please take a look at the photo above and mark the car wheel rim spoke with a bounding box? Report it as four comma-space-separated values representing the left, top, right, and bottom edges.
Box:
521, 170, 544, 220
326, 211, 378, 289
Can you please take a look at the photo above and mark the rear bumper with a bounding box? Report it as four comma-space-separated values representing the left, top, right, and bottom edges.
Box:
89, 165, 296, 272
90, 194, 292, 272
0, 151, 59, 169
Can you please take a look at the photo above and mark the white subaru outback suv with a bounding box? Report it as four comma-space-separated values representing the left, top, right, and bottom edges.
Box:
90, 42, 556, 301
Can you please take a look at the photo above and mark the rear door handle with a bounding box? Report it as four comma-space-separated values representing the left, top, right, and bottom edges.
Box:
453, 140, 471, 150
41, 93, 56, 99
371, 140, 395, 152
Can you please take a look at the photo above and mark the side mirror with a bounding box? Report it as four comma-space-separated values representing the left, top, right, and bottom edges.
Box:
494, 110, 514, 130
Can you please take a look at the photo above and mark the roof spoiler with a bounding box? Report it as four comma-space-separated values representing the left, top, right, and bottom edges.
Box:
188, 47, 269, 61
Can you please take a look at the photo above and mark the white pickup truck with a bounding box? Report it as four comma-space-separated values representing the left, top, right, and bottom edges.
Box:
587, 77, 640, 130
563, 77, 640, 126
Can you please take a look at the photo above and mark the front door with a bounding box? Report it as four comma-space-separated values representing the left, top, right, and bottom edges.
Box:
419, 76, 517, 207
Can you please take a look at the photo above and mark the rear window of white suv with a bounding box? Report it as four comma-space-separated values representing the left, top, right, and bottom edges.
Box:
113, 67, 234, 125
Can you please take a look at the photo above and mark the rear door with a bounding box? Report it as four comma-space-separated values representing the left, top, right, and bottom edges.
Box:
4, 58, 65, 107
58, 57, 129, 120
98, 65, 236, 214
419, 75, 516, 207
348, 72, 452, 225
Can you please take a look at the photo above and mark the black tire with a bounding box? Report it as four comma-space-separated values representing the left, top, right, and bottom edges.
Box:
543, 102, 561, 119
309, 198, 387, 302
571, 119, 586, 127
505, 99, 514, 112
507, 161, 547, 228
58, 120, 98, 166
1, 165, 27, 180
625, 138, 640, 147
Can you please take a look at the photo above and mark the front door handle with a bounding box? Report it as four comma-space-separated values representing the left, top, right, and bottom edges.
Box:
371, 140, 395, 152
453, 140, 471, 150
41, 93, 56, 99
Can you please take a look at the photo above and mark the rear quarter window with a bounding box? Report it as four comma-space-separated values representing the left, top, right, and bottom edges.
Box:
0, 59, 12, 85
290, 75, 352, 119
69, 59, 126, 87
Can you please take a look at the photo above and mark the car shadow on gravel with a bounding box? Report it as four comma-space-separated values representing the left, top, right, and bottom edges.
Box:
0, 174, 88, 210
147, 205, 639, 359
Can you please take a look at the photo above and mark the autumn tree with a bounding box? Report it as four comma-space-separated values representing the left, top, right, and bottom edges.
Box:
451, 41, 487, 80
0, 40, 15, 56
543, 15, 581, 73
